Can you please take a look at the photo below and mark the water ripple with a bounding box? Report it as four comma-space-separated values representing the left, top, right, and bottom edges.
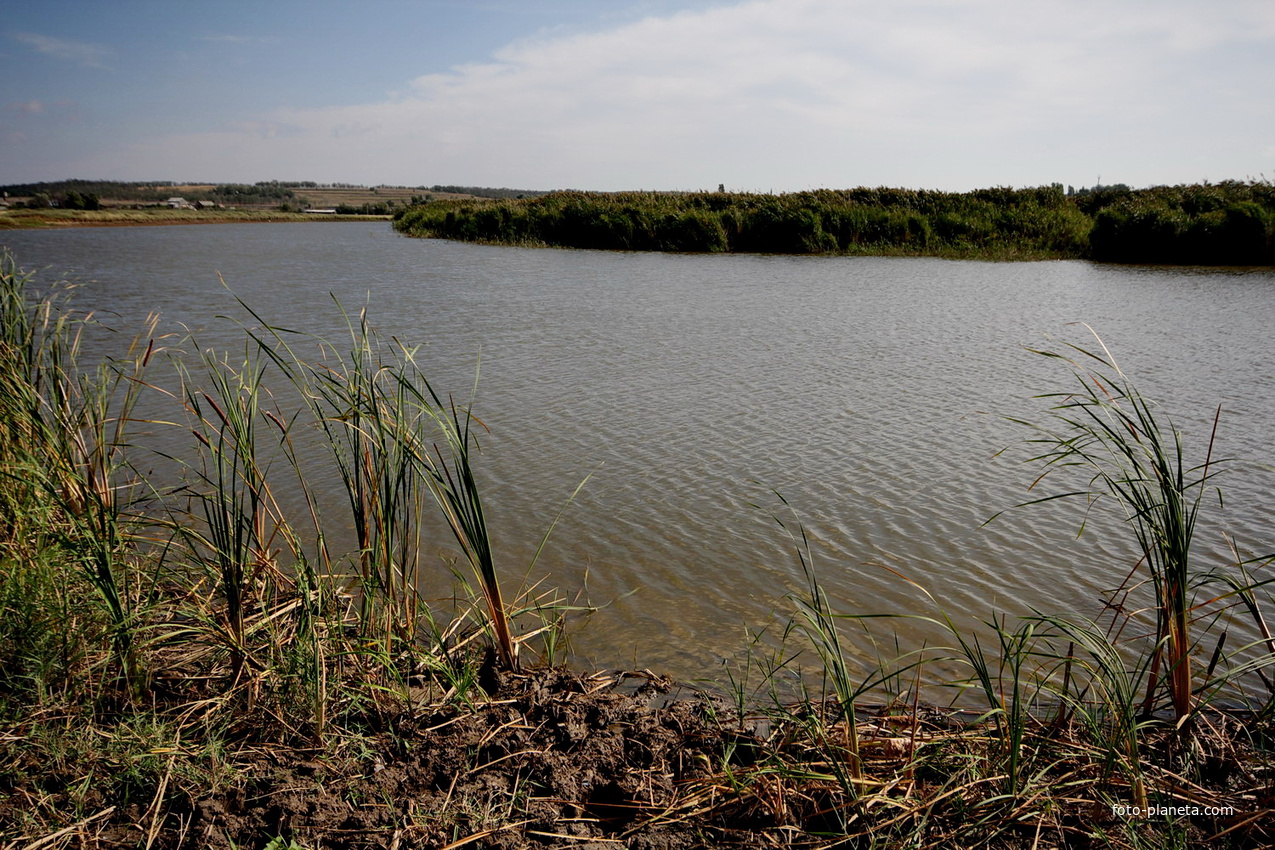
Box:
3, 226, 1273, 682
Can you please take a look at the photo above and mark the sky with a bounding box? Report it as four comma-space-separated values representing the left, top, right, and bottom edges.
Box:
2, 0, 1274, 192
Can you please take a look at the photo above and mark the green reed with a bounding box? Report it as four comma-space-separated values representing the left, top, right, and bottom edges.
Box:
872, 571, 1056, 802
172, 342, 296, 683
766, 494, 864, 792
396, 181, 1275, 264
246, 301, 434, 666
416, 382, 518, 670
1083, 180, 1275, 264
0, 250, 159, 693
240, 297, 531, 672
1033, 613, 1153, 809
1010, 331, 1225, 724
394, 185, 1093, 259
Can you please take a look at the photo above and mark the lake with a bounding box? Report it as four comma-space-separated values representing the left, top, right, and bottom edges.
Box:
4, 222, 1273, 684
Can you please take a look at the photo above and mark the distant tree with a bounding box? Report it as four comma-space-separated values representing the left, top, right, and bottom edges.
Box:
213, 183, 299, 205
335, 201, 393, 215
430, 185, 548, 199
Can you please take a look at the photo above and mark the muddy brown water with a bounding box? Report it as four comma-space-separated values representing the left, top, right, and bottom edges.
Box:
4, 222, 1274, 689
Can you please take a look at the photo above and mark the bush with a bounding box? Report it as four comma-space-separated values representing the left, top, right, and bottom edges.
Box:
394, 184, 1274, 264
655, 210, 728, 252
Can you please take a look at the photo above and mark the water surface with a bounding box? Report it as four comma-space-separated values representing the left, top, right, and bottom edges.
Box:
5, 223, 1272, 682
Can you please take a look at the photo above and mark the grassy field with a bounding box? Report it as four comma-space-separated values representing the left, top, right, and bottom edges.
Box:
1, 249, 1273, 848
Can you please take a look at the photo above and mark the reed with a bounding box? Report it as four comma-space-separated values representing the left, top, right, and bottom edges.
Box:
395, 181, 1275, 264
246, 301, 436, 670
172, 346, 279, 682
857, 569, 1056, 803
1033, 613, 1153, 809
1011, 330, 1224, 725
0, 250, 159, 694
415, 381, 518, 670
236, 297, 540, 672
393, 185, 1092, 259
1084, 181, 1275, 264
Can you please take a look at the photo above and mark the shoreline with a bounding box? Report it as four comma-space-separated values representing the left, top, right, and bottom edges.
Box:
3, 662, 1268, 849
0, 209, 391, 230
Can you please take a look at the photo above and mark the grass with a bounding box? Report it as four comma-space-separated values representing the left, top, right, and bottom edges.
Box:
1008, 329, 1240, 726
1, 249, 1273, 848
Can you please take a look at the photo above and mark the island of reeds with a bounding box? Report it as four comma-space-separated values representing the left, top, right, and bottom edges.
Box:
1, 249, 1273, 849
393, 181, 1275, 264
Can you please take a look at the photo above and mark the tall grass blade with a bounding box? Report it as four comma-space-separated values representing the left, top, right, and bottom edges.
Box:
0, 250, 160, 693
1012, 329, 1228, 724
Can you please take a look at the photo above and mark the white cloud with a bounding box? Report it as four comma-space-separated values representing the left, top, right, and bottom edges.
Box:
198, 34, 280, 46
69, 0, 1275, 189
14, 32, 110, 68
5, 98, 78, 122
8, 100, 45, 116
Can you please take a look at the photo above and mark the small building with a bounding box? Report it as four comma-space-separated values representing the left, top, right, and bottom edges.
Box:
165, 197, 192, 209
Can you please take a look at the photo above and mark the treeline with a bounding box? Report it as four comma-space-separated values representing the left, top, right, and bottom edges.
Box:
392, 182, 1275, 264
0, 180, 307, 208
334, 201, 398, 215
210, 183, 303, 205
5, 190, 102, 211
0, 179, 548, 209
429, 185, 548, 199
1, 180, 181, 203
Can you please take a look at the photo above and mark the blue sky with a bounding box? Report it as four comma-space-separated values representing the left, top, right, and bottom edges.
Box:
3, 0, 1273, 191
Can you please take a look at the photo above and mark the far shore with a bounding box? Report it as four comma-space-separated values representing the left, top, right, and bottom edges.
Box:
0, 208, 391, 230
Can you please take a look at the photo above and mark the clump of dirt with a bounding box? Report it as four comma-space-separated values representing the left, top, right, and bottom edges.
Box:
151, 667, 749, 849
5, 664, 1273, 849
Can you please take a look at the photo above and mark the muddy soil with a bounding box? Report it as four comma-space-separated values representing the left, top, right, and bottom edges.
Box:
4, 664, 1272, 849
32, 667, 785, 849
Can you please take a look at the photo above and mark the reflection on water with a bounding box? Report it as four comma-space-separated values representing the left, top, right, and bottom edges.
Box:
4, 223, 1273, 682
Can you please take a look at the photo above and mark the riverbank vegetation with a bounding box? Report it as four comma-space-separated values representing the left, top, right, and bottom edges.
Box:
393, 181, 1275, 264
1, 250, 1273, 848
